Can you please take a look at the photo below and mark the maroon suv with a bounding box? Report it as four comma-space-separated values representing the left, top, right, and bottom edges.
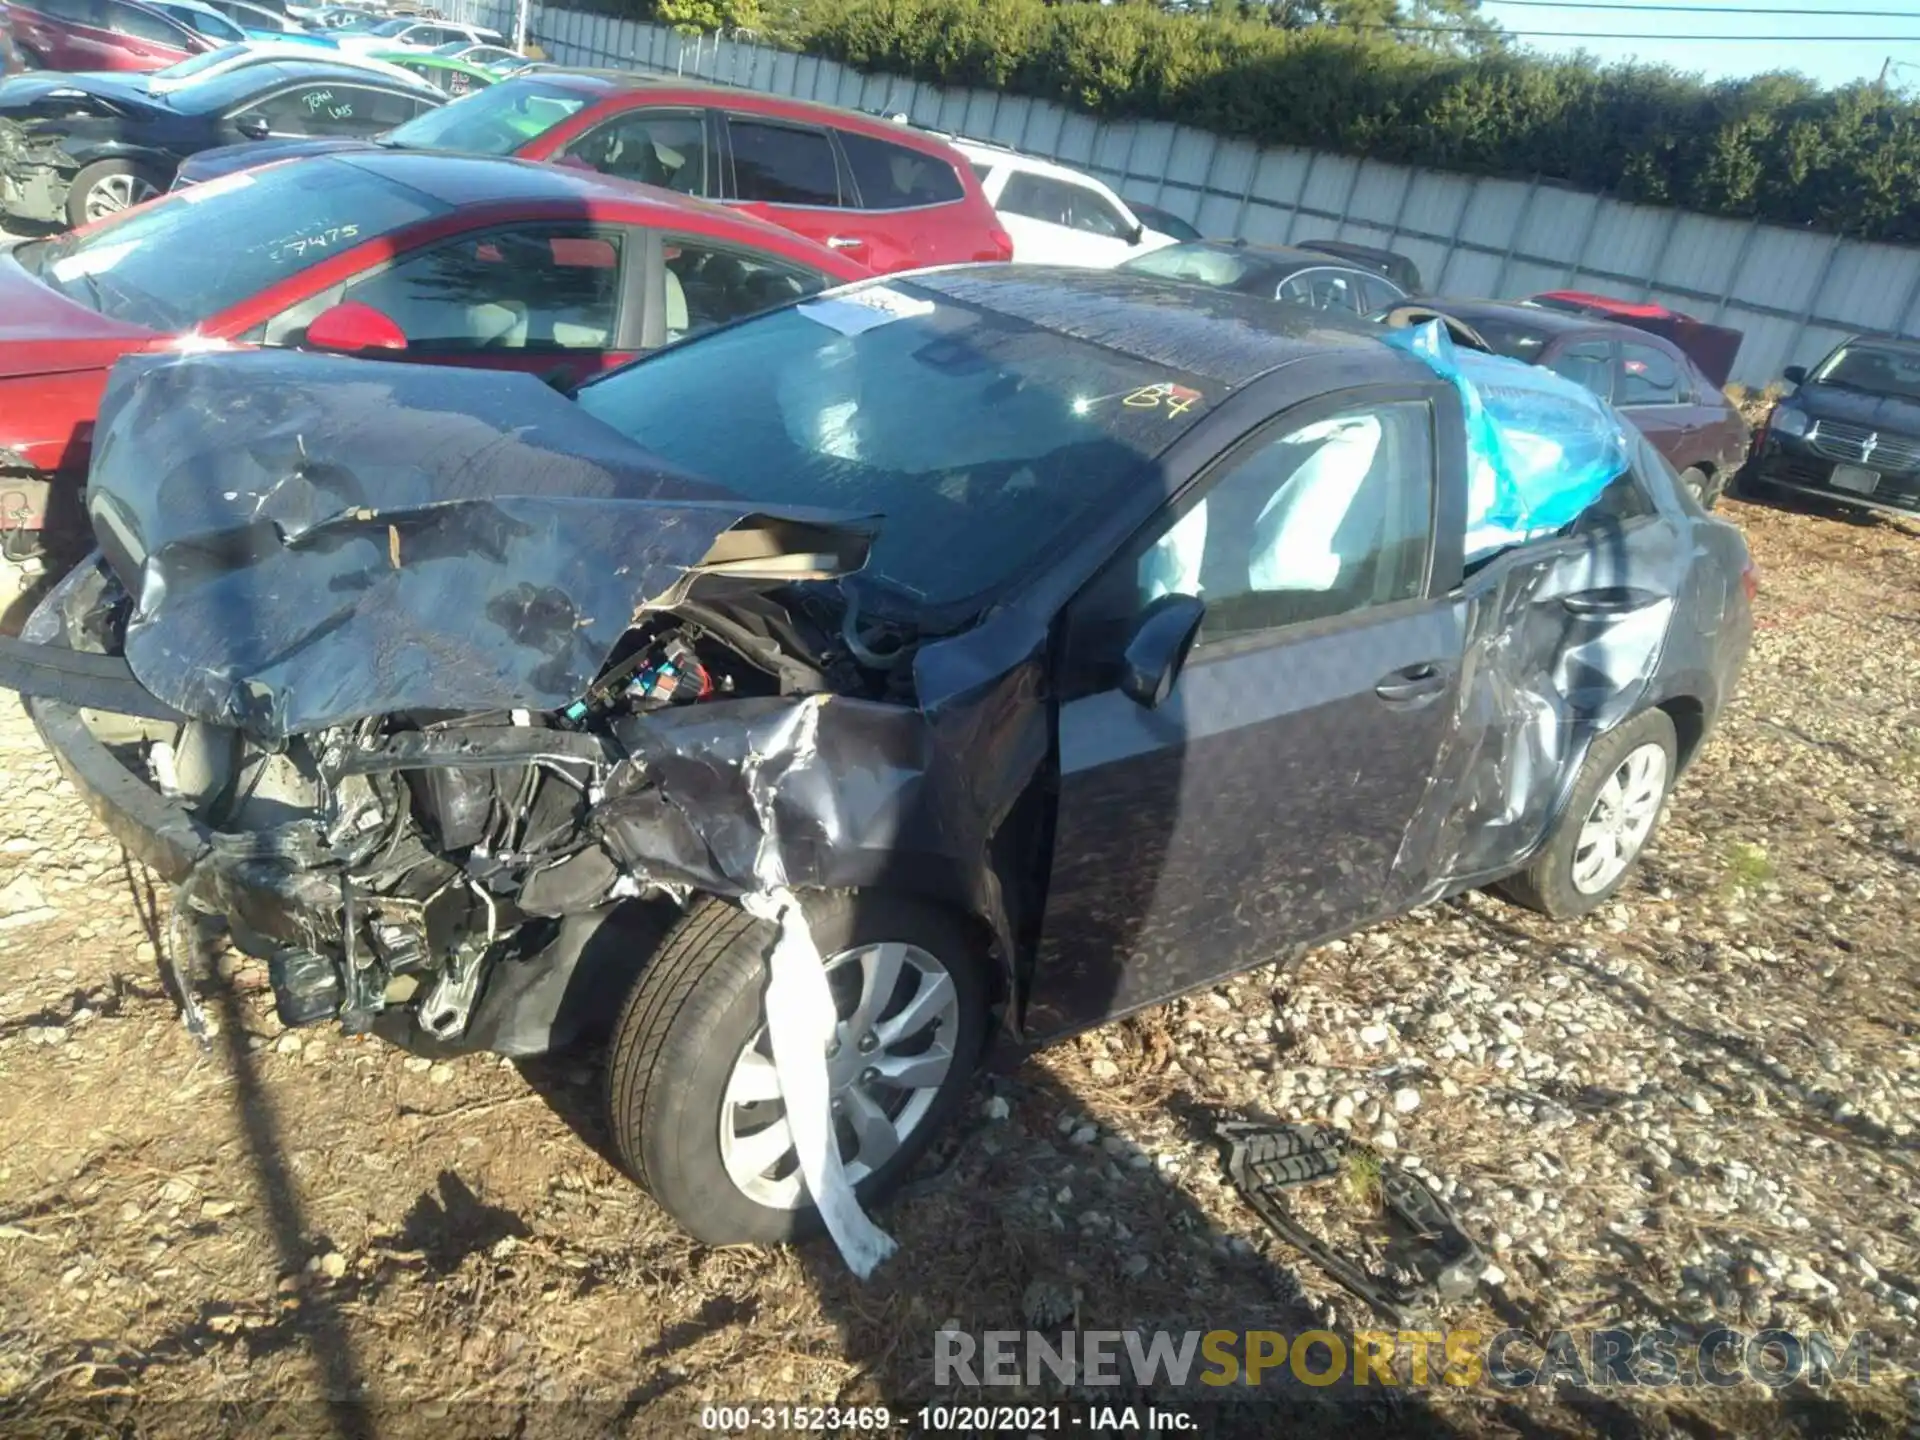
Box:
1400, 298, 1751, 509
4, 0, 212, 72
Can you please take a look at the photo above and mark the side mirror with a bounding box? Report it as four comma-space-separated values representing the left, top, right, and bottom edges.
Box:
1782, 364, 1807, 386
1127, 223, 1146, 246
235, 114, 271, 140
303, 301, 408, 355
1119, 592, 1205, 709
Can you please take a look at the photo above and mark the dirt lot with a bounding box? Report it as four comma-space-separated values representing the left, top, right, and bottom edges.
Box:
0, 488, 1917, 1440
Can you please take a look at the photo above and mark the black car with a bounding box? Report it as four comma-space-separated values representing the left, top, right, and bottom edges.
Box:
1120, 238, 1411, 318
0, 268, 1752, 1248
0, 57, 438, 227
1296, 237, 1424, 295
1745, 335, 1920, 520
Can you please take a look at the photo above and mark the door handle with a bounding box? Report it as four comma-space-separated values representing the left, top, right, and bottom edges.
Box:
1561, 590, 1653, 617
1374, 662, 1448, 704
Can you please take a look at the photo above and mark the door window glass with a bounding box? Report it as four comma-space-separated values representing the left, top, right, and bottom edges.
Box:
1616, 343, 1683, 405
1061, 181, 1128, 237
107, 0, 186, 41
1276, 268, 1365, 314
838, 131, 962, 210
563, 110, 706, 194
997, 172, 1065, 224
157, 2, 240, 39
1354, 272, 1407, 313
339, 226, 623, 352
239, 83, 420, 137
1545, 340, 1613, 401
662, 239, 828, 343
728, 118, 839, 206
1136, 401, 1435, 641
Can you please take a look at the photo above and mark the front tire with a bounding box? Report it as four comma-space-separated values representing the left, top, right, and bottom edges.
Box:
605, 891, 989, 1245
66, 159, 164, 229
1499, 708, 1678, 919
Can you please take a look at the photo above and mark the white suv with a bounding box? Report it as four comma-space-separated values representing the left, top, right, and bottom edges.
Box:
950, 139, 1179, 269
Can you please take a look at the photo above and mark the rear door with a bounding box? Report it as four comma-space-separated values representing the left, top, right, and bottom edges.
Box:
651, 231, 836, 347
994, 171, 1136, 268
260, 222, 640, 385
1026, 383, 1470, 1039
100, 0, 197, 65
718, 110, 860, 259
1612, 339, 1693, 467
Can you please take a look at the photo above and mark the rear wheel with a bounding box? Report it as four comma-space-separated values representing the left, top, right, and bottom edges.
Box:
66, 159, 164, 228
1499, 708, 1678, 919
604, 891, 989, 1245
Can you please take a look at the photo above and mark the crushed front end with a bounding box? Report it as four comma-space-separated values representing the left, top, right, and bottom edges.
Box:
2, 349, 988, 1057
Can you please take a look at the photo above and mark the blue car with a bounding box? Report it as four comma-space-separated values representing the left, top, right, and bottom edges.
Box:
152, 0, 335, 46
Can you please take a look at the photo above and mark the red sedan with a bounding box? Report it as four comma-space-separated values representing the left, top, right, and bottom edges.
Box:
0, 148, 872, 573
3, 0, 213, 73
176, 70, 1015, 275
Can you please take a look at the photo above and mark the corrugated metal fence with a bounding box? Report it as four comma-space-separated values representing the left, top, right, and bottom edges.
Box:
454, 0, 1920, 386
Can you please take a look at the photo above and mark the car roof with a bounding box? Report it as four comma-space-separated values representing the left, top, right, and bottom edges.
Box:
179, 55, 432, 94
948, 138, 1116, 186
505, 73, 972, 162
1835, 333, 1920, 354
1167, 239, 1386, 273
323, 148, 839, 247
895, 265, 1415, 388
1418, 297, 1622, 336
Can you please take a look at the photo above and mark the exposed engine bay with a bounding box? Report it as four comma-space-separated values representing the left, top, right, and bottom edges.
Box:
59, 565, 922, 1051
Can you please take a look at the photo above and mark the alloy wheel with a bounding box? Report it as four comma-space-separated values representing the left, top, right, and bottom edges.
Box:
1571, 741, 1669, 895
718, 940, 960, 1209
85, 173, 156, 222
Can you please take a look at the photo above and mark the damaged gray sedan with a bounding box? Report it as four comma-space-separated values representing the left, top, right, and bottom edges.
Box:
0, 267, 1754, 1246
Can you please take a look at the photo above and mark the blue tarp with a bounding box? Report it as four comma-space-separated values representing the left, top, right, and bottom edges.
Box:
1384, 321, 1632, 559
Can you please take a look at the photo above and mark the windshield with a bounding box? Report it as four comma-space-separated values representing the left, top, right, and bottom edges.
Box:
1811, 343, 1920, 402
574, 281, 1215, 611
1120, 244, 1254, 290
12, 160, 446, 330
382, 75, 586, 152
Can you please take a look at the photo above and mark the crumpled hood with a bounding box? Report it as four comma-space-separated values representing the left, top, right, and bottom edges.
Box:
87, 350, 874, 740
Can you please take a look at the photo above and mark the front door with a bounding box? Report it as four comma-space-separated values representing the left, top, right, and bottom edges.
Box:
1026, 391, 1465, 1040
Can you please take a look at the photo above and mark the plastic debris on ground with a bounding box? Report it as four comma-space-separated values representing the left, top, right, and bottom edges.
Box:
1383, 319, 1631, 562
1216, 1115, 1487, 1327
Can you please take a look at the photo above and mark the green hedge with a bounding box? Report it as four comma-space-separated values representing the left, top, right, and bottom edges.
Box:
613, 0, 1920, 244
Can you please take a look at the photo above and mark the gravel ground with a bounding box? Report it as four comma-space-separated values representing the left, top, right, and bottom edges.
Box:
0, 479, 1918, 1433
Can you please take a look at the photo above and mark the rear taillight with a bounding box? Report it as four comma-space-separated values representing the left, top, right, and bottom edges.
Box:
987, 225, 1014, 262
1741, 560, 1759, 604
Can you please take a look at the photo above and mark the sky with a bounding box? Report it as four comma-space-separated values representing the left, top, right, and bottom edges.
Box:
1477, 0, 1920, 88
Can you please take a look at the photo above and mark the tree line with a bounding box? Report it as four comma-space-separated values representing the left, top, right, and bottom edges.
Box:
617, 0, 1920, 243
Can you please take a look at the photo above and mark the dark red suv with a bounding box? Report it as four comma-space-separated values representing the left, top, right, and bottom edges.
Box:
5, 0, 213, 71
176, 71, 1015, 273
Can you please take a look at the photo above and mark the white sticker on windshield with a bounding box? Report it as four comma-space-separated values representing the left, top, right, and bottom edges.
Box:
50, 241, 136, 282
797, 285, 934, 338
178, 169, 257, 203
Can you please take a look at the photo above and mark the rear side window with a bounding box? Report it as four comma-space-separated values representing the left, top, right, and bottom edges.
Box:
1545, 340, 1613, 401
1617, 343, 1684, 406
838, 131, 962, 210
728, 117, 838, 206
662, 238, 829, 344
109, 0, 188, 42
